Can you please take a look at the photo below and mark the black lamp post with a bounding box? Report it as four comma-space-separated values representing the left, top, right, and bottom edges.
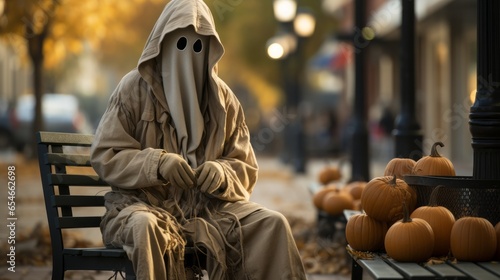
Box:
350, 0, 370, 181
393, 0, 423, 161
469, 0, 500, 179
291, 9, 315, 173
270, 0, 315, 173
271, 0, 297, 168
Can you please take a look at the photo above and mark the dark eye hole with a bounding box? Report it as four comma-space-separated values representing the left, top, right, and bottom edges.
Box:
193, 39, 203, 53
177, 37, 187, 50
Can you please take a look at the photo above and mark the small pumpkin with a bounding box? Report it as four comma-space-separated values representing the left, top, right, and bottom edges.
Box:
385, 203, 434, 262
384, 158, 416, 179
318, 166, 341, 184
345, 213, 388, 252
361, 176, 417, 223
410, 186, 455, 257
322, 191, 354, 216
312, 184, 338, 210
343, 181, 367, 200
450, 217, 497, 261
412, 142, 455, 176
317, 159, 345, 185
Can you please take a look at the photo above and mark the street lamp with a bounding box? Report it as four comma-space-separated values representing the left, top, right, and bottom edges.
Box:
267, 34, 297, 60
291, 8, 315, 173
294, 9, 316, 38
271, 0, 316, 173
267, 41, 285, 60
273, 0, 297, 23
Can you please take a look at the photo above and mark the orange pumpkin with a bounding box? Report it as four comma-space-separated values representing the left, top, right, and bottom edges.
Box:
345, 213, 388, 252
412, 142, 455, 176
312, 184, 338, 210
318, 166, 342, 185
361, 176, 417, 223
450, 217, 497, 261
322, 191, 354, 216
343, 181, 367, 200
385, 203, 434, 262
410, 186, 455, 257
384, 158, 416, 179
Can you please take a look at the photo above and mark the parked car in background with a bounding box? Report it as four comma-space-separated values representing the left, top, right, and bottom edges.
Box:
0, 93, 93, 156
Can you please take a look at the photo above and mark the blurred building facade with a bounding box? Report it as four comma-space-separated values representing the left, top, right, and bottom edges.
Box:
321, 0, 476, 172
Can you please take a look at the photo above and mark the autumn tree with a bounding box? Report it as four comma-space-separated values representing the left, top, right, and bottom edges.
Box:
0, 0, 162, 156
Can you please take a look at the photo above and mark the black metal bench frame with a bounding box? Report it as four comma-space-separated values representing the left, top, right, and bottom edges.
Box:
37, 131, 204, 280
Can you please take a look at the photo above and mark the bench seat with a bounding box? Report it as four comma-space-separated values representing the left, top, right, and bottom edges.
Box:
344, 210, 500, 280
37, 131, 205, 280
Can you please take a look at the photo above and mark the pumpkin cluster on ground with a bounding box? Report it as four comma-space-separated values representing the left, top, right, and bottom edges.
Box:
314, 142, 500, 263
313, 160, 366, 216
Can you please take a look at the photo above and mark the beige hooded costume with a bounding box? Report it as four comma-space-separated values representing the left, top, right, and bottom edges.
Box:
90, 0, 306, 279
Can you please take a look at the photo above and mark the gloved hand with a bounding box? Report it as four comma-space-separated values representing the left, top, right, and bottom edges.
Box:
195, 161, 226, 195
158, 152, 196, 190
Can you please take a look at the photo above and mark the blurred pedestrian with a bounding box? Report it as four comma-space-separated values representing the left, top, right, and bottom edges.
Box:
90, 0, 306, 279
379, 106, 395, 137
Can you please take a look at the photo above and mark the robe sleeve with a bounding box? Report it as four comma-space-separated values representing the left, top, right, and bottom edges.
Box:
90, 74, 165, 189
210, 102, 258, 202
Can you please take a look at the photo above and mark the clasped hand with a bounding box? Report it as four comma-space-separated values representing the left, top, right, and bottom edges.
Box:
159, 153, 225, 194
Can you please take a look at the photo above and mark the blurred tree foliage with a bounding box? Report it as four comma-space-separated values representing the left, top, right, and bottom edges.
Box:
0, 0, 337, 135
0, 0, 163, 156
96, 0, 337, 113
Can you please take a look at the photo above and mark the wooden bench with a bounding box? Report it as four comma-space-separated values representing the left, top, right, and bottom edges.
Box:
37, 131, 205, 280
344, 210, 500, 280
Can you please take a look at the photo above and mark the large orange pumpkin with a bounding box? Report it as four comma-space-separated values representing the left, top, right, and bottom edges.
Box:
361, 176, 417, 223
345, 213, 388, 252
384, 158, 416, 179
412, 142, 455, 176
410, 187, 455, 257
450, 217, 497, 261
385, 203, 434, 262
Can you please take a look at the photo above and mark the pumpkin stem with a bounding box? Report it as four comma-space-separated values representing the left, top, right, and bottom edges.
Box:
430, 142, 444, 157
389, 175, 397, 185
428, 185, 443, 207
402, 201, 412, 223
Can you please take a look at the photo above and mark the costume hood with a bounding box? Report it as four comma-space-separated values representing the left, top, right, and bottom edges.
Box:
138, 0, 224, 71
137, 0, 225, 166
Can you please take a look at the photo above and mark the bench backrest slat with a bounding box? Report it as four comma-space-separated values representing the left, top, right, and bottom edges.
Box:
38, 131, 94, 146
51, 195, 105, 207
46, 153, 92, 166
37, 131, 109, 252
57, 216, 103, 229
49, 174, 108, 186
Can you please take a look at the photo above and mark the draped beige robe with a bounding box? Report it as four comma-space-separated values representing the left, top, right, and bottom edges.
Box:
90, 0, 306, 279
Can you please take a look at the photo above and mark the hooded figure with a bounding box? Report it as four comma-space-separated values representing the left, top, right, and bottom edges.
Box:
90, 0, 306, 279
